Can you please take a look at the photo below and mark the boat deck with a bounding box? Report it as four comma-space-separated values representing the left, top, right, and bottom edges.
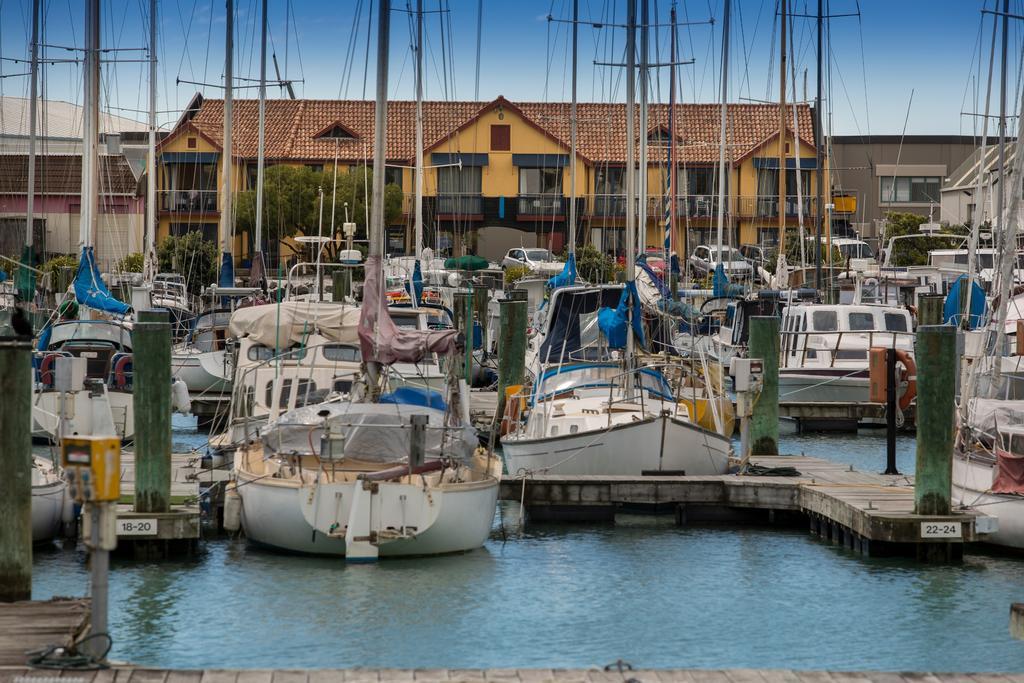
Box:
499, 456, 991, 559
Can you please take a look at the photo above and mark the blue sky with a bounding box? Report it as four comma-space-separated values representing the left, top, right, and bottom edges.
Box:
0, 0, 1018, 137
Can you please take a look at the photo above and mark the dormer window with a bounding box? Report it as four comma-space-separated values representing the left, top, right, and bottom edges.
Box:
314, 121, 358, 141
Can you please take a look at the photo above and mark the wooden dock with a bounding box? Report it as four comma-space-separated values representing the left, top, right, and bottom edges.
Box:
499, 456, 992, 559
0, 598, 89, 667
1, 667, 1021, 682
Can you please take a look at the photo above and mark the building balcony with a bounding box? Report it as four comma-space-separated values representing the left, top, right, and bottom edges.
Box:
160, 190, 218, 214
585, 194, 819, 220
737, 195, 817, 219
437, 193, 483, 216
517, 194, 565, 219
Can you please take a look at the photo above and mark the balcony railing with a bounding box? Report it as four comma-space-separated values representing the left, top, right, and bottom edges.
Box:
517, 194, 565, 216
586, 194, 818, 219
437, 193, 482, 215
160, 190, 218, 213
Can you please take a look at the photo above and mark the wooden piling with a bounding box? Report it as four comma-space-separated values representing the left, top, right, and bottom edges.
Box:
496, 296, 528, 423
917, 293, 946, 327
332, 269, 351, 302
133, 310, 171, 513
748, 316, 779, 455
914, 324, 955, 517
1012, 603, 1024, 640
472, 286, 490, 353
0, 338, 32, 602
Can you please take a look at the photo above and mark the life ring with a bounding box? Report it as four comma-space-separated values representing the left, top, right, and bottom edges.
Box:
38, 353, 59, 387
895, 349, 916, 412
112, 354, 133, 390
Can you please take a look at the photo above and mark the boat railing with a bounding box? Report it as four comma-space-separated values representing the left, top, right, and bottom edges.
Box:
779, 328, 915, 368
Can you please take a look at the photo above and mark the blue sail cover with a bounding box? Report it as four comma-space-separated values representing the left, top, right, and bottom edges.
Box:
712, 263, 729, 297
546, 253, 577, 290
73, 247, 129, 315
408, 259, 424, 304
379, 386, 446, 411
219, 251, 234, 288
597, 281, 646, 349
943, 274, 986, 329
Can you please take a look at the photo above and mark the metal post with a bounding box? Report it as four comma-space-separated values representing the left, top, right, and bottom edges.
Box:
748, 316, 779, 455
0, 339, 32, 602
87, 504, 109, 659
914, 325, 956, 516
917, 293, 946, 327
464, 286, 474, 382
496, 296, 528, 422
409, 413, 427, 470
133, 310, 171, 513
884, 347, 899, 475
452, 290, 471, 380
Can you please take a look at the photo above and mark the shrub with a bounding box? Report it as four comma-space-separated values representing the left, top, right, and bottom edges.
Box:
504, 264, 531, 286
157, 231, 218, 295
117, 252, 144, 273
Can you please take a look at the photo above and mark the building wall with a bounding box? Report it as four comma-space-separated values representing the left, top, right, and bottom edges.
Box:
829, 135, 977, 236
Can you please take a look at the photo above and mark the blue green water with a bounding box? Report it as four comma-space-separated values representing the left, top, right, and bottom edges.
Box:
27, 419, 1023, 672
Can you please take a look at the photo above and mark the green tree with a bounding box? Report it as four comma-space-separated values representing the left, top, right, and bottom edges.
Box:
564, 243, 614, 283
116, 252, 144, 273
882, 212, 967, 266
157, 231, 218, 295
235, 165, 403, 259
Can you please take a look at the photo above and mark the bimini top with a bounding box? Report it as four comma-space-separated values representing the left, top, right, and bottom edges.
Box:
539, 285, 625, 365
228, 301, 361, 348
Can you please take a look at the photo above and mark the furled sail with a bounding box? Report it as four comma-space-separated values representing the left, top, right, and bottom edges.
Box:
73, 246, 130, 315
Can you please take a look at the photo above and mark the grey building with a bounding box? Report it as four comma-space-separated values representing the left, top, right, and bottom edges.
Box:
829, 135, 979, 238
940, 142, 1017, 228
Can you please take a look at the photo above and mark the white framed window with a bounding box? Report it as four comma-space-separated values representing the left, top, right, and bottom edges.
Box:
879, 176, 941, 204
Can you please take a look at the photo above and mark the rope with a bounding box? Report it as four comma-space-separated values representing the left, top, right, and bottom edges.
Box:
742, 463, 801, 477
27, 632, 112, 671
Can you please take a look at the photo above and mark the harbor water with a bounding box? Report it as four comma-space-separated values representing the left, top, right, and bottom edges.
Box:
28, 419, 1021, 672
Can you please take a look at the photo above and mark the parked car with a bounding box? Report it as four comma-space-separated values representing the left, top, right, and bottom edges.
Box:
501, 248, 563, 275
689, 245, 754, 280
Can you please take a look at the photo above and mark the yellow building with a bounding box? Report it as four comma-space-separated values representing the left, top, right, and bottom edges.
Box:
156, 94, 827, 264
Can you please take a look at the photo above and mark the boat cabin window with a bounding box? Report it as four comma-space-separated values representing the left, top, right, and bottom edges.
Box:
333, 377, 353, 394
848, 312, 876, 331
322, 344, 361, 362
248, 344, 308, 362
812, 310, 838, 331
265, 378, 317, 408
390, 313, 420, 330
999, 431, 1024, 454
884, 313, 908, 332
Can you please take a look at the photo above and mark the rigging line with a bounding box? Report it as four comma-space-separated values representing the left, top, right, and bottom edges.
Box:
854, 0, 870, 142
362, 0, 374, 99
436, 0, 448, 101
339, 0, 363, 97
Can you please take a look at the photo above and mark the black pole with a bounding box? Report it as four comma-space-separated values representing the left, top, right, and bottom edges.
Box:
885, 346, 900, 475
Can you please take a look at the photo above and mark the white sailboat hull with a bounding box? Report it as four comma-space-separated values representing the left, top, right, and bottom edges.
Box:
236, 469, 499, 557
953, 453, 1024, 550
172, 348, 231, 395
502, 414, 731, 476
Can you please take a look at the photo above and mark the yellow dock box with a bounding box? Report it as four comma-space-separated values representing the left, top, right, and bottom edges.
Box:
61, 436, 121, 503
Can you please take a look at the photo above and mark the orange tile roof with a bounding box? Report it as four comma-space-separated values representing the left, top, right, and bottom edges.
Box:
180, 95, 816, 166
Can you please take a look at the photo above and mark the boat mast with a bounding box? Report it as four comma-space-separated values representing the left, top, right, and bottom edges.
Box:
775, 0, 788, 270
813, 0, 823, 290
637, 0, 649, 255
253, 0, 267, 274
414, 0, 424, 260
568, 0, 578, 258
369, 0, 389, 261
666, 4, 676, 275
80, 0, 100, 251
994, 0, 1013, 385
22, 0, 40, 294
144, 0, 157, 282
625, 0, 637, 360
219, 0, 234, 282
714, 0, 730, 261
996, 0, 1008, 242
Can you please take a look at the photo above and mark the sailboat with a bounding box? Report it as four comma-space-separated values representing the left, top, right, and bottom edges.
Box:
230, 0, 501, 560
954, 5, 1024, 550
501, 0, 732, 477
33, 0, 135, 443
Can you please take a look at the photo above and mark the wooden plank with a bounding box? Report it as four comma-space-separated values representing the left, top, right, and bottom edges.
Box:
0, 598, 90, 667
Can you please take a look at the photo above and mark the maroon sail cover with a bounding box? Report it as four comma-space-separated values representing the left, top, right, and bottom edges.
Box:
358, 256, 460, 364
992, 449, 1024, 495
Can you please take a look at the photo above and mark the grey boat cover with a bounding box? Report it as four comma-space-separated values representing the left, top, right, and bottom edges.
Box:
965, 398, 1024, 444
262, 401, 476, 464
228, 301, 361, 348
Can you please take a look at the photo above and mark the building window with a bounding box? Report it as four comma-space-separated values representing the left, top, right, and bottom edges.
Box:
519, 167, 562, 194
879, 176, 941, 204
305, 164, 324, 174
170, 222, 218, 243
0, 218, 45, 260
595, 167, 641, 194
491, 125, 511, 151
187, 137, 197, 149
384, 167, 403, 188
758, 227, 779, 247
685, 167, 722, 196
437, 166, 481, 195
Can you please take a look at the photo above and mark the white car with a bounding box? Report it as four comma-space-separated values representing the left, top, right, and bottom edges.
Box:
502, 248, 563, 275
689, 245, 754, 279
